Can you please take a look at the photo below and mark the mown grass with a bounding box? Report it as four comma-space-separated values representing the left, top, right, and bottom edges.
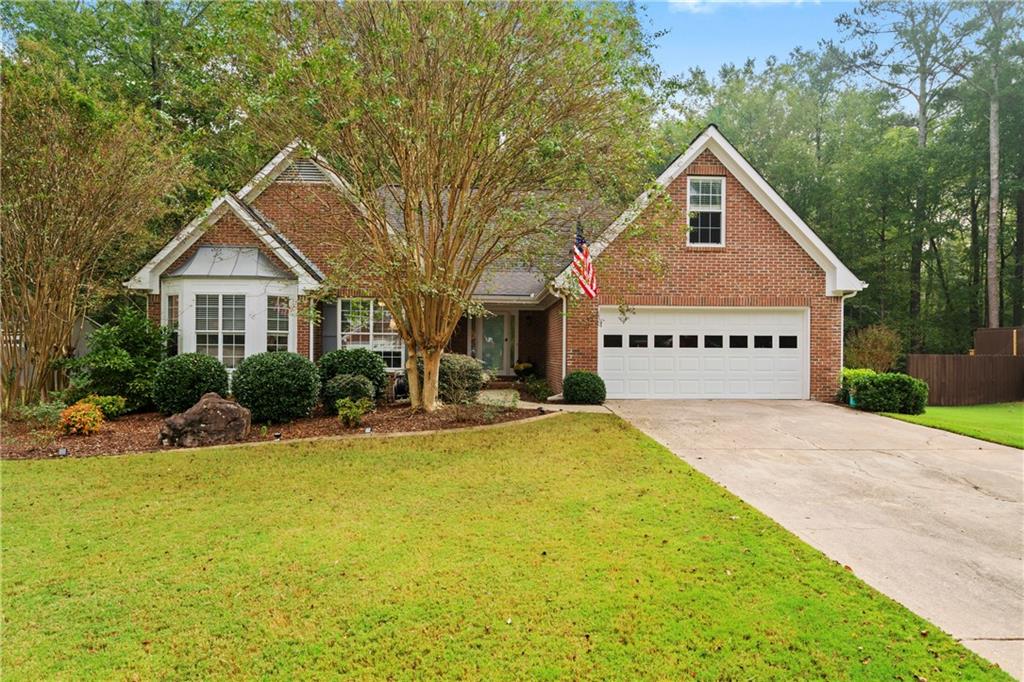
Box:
2, 414, 1009, 680
886, 401, 1023, 449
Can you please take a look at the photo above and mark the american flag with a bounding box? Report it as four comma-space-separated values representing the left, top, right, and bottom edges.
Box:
573, 226, 599, 299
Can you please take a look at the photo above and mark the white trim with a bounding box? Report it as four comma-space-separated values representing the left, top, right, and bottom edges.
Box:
236, 138, 304, 202
553, 125, 866, 297
685, 176, 726, 248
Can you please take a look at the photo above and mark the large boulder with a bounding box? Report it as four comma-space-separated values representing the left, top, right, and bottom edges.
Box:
159, 392, 251, 448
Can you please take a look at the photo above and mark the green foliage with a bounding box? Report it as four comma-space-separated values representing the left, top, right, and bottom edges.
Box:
562, 371, 606, 405
845, 324, 902, 372
318, 349, 388, 400
851, 372, 928, 415
335, 397, 375, 428
66, 307, 168, 412
413, 354, 485, 405
522, 376, 553, 403
322, 374, 376, 415
886, 402, 1024, 449
838, 368, 878, 404
59, 401, 105, 435
12, 400, 68, 426
233, 352, 320, 424
151, 354, 231, 415
78, 394, 127, 420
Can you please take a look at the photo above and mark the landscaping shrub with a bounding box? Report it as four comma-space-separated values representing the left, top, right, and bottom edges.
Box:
513, 362, 534, 379
233, 352, 320, 423
152, 353, 230, 415
12, 400, 67, 426
838, 368, 877, 404
845, 323, 902, 372
335, 397, 375, 428
60, 402, 105, 435
851, 372, 928, 415
318, 348, 388, 399
522, 376, 553, 402
79, 394, 127, 419
563, 371, 606, 405
412, 353, 485, 405
322, 374, 376, 414
65, 306, 168, 411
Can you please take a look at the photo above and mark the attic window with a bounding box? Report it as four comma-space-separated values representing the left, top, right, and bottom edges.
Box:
687, 176, 724, 246
277, 158, 329, 183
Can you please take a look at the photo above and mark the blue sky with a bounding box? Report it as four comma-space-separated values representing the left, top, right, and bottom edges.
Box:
640, 1, 856, 79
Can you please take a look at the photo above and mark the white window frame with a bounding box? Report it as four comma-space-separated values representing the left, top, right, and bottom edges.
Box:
336, 298, 407, 371
686, 176, 726, 248
266, 295, 291, 352
163, 293, 181, 354
195, 293, 247, 369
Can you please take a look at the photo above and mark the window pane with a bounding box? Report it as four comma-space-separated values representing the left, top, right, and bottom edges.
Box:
196, 333, 218, 358
603, 334, 622, 348
195, 294, 219, 332
267, 333, 289, 352
729, 335, 748, 348
340, 299, 371, 346
628, 335, 648, 348
373, 303, 394, 334
222, 295, 245, 332
654, 335, 673, 348
267, 296, 289, 333
378, 350, 403, 369
704, 335, 723, 348
754, 335, 773, 348
779, 335, 798, 349
679, 334, 698, 348
222, 334, 245, 368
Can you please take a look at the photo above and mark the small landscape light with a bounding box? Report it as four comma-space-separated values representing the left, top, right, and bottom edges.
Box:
364, 426, 372, 434
274, 432, 282, 441
57, 447, 69, 458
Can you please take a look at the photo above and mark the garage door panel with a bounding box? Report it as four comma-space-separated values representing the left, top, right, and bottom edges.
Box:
597, 307, 808, 399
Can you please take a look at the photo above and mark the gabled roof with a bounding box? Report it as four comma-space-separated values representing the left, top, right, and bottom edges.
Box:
124, 192, 321, 293
169, 246, 292, 279
553, 125, 866, 297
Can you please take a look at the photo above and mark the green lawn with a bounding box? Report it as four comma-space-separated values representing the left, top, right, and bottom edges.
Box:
2, 414, 1008, 680
886, 402, 1024, 449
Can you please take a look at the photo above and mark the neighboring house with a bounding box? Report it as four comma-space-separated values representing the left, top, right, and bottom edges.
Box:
127, 125, 865, 401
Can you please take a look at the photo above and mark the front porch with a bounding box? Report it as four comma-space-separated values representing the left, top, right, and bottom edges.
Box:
447, 306, 551, 379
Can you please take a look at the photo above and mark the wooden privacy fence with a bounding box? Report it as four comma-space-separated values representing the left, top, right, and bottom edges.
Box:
907, 354, 1024, 406
974, 326, 1022, 356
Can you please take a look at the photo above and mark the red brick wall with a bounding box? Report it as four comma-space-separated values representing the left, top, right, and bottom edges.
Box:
562, 148, 843, 401
544, 300, 564, 392
147, 294, 161, 325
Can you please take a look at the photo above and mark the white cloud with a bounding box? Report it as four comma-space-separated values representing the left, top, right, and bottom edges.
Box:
666, 0, 820, 13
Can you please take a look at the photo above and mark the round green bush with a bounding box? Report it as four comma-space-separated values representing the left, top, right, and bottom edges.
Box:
411, 353, 484, 405
322, 374, 376, 414
152, 353, 230, 415
563, 371, 606, 405
851, 372, 928, 415
318, 348, 388, 399
232, 352, 320, 423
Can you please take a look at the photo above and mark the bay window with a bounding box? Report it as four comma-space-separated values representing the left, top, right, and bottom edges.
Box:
195, 294, 246, 368
266, 296, 290, 352
338, 299, 405, 369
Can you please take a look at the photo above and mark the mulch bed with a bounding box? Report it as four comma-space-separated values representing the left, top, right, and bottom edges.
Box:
1, 403, 545, 461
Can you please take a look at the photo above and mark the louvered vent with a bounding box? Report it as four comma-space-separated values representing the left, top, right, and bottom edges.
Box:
277, 157, 329, 183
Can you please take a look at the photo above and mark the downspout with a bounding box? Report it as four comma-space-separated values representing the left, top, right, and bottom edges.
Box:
561, 295, 567, 383
308, 299, 315, 360
839, 291, 858, 370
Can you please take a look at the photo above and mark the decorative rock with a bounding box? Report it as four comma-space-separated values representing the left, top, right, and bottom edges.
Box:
159, 392, 251, 448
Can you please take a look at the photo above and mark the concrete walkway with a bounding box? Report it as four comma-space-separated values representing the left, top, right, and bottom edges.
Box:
607, 399, 1024, 678
478, 389, 612, 413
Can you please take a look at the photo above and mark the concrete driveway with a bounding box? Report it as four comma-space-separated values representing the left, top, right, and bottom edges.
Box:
607, 399, 1024, 678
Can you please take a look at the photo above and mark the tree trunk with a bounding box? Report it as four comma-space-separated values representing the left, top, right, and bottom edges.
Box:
420, 349, 443, 412
969, 190, 982, 329
987, 60, 1000, 328
909, 74, 928, 350
405, 349, 422, 411
1014, 188, 1023, 326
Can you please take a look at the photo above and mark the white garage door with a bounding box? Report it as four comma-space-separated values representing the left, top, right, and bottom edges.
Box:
597, 307, 809, 399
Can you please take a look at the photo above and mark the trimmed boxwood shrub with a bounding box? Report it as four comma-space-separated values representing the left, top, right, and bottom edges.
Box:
233, 352, 320, 423
850, 372, 928, 415
412, 353, 484, 405
838, 367, 877, 404
318, 348, 388, 399
322, 374, 376, 414
563, 371, 606, 405
152, 353, 230, 415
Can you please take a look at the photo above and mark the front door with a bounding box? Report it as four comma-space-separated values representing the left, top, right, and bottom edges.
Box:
472, 313, 517, 374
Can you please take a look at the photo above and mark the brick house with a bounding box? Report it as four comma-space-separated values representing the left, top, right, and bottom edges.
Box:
127, 125, 865, 401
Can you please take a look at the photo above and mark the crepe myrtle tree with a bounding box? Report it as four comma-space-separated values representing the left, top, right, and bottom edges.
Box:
0, 46, 182, 409
253, 1, 666, 411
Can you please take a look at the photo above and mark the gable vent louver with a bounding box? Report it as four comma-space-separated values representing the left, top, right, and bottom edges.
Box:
277, 157, 329, 183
